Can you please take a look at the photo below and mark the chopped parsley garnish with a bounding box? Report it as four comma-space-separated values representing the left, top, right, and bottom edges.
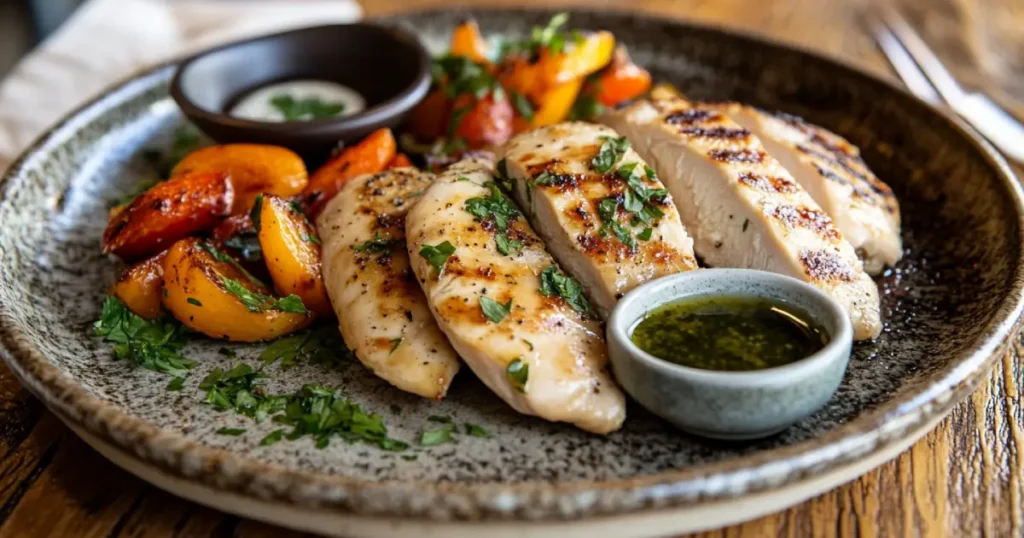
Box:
447, 105, 471, 138
465, 423, 490, 438
109, 178, 160, 209
568, 92, 605, 121
420, 422, 456, 446
506, 358, 529, 393
94, 296, 195, 378
250, 194, 264, 231
354, 233, 402, 254
216, 427, 247, 436
539, 265, 595, 318
199, 242, 265, 287
510, 91, 535, 121
221, 276, 307, 314
200, 364, 408, 451
389, 337, 403, 355
494, 233, 523, 256
432, 55, 502, 100
480, 296, 513, 323
187, 297, 203, 307
389, 404, 402, 415
303, 232, 321, 245
534, 171, 555, 186
596, 197, 636, 252
637, 227, 654, 241
465, 182, 523, 256
428, 415, 453, 423
270, 94, 346, 121
419, 241, 457, 278
260, 429, 285, 446
166, 377, 185, 391
259, 325, 349, 369
499, 12, 583, 59
591, 136, 630, 173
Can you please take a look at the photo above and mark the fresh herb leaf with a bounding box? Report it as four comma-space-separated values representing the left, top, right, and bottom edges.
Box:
494, 233, 523, 256
538, 266, 595, 318
401, 454, 419, 461
447, 105, 470, 138
270, 95, 346, 121
568, 93, 605, 121
591, 136, 630, 173
419, 241, 456, 278
465, 423, 490, 438
250, 194, 264, 231
389, 337, 403, 355
496, 158, 509, 181
260, 325, 349, 369
389, 404, 402, 415
166, 377, 185, 391
510, 91, 535, 121
534, 171, 555, 186
94, 296, 195, 378
109, 178, 160, 208
506, 358, 529, 392
303, 232, 321, 245
260, 429, 285, 446
637, 227, 654, 241
523, 339, 534, 351
420, 422, 456, 446
465, 182, 521, 234
221, 277, 306, 314
427, 415, 453, 423
354, 233, 402, 254
199, 242, 266, 287
216, 427, 247, 436
187, 297, 203, 307
480, 296, 513, 323
432, 55, 502, 100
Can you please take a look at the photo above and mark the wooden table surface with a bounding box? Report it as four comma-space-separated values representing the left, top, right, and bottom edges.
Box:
1, 0, 1022, 536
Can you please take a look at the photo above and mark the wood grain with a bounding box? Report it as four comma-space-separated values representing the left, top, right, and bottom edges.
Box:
0, 0, 1021, 536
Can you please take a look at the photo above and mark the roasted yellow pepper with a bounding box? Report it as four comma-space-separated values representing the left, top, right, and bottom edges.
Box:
161, 238, 312, 341
254, 194, 333, 318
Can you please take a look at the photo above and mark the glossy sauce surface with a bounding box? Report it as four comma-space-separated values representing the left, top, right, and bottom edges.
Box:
630, 295, 827, 371
230, 80, 366, 122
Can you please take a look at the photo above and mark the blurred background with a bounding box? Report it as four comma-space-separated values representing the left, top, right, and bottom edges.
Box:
0, 0, 83, 77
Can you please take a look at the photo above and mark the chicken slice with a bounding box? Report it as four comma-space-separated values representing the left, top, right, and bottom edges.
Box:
602, 96, 882, 340
497, 122, 698, 318
711, 103, 901, 274
405, 157, 625, 434
317, 168, 460, 399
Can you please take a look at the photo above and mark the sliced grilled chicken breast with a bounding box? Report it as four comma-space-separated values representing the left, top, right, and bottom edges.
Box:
317, 168, 460, 399
602, 96, 882, 340
405, 158, 625, 434
497, 122, 698, 318
712, 103, 901, 274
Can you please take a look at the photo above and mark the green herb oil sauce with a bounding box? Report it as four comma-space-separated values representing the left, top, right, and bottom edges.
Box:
630, 296, 828, 371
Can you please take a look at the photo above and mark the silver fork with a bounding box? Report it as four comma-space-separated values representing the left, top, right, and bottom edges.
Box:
871, 6, 1024, 164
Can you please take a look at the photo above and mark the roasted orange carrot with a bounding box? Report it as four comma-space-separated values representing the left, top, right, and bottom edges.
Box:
103, 171, 233, 260
593, 46, 652, 106
450, 19, 490, 65
110, 250, 168, 320
300, 128, 397, 218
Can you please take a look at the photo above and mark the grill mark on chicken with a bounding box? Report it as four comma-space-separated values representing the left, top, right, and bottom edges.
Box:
799, 249, 856, 282
810, 162, 875, 201
766, 204, 841, 242
678, 126, 752, 140
737, 171, 800, 194
708, 148, 766, 163
665, 108, 722, 125
797, 144, 896, 205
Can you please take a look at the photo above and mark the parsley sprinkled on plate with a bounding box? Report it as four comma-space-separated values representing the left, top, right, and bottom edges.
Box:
419, 241, 457, 277
538, 265, 596, 319
506, 358, 529, 393
93, 296, 195, 378
480, 296, 513, 323
591, 135, 630, 173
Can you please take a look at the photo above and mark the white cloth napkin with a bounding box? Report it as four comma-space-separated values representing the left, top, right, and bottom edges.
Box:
0, 0, 362, 173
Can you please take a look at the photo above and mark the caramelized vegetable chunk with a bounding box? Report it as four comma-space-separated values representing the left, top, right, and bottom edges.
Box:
593, 46, 651, 106
103, 171, 233, 261
451, 93, 514, 148
254, 195, 333, 318
301, 128, 397, 218
386, 153, 414, 169
405, 89, 453, 141
171, 144, 308, 213
450, 19, 490, 65
110, 251, 167, 320
161, 238, 312, 341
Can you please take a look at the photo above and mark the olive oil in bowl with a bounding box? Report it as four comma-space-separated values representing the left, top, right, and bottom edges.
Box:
630, 296, 828, 372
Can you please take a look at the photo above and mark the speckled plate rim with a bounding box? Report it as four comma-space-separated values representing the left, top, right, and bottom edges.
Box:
1, 7, 1023, 526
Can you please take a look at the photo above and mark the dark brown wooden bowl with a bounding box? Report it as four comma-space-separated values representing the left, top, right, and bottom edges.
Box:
169, 22, 430, 155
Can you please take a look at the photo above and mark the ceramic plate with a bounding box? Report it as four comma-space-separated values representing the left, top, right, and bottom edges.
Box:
1, 9, 1022, 538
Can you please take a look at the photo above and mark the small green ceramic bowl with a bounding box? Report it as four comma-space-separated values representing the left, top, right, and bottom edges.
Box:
607, 269, 854, 440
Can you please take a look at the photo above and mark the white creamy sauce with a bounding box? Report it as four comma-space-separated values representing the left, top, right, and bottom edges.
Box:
230, 80, 365, 122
